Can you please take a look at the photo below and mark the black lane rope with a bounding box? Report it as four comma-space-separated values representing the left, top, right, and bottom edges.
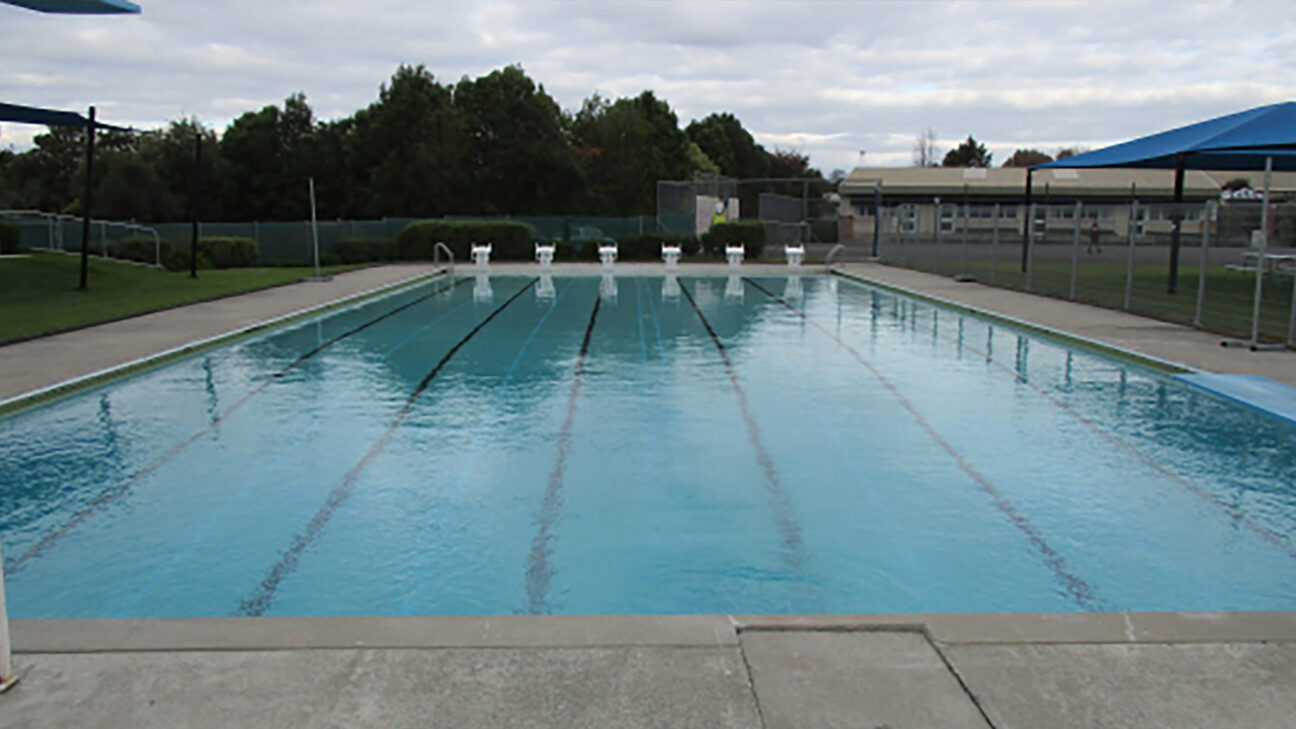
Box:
836, 278, 1296, 563
679, 281, 806, 567
236, 277, 538, 617
744, 277, 1103, 610
523, 294, 602, 614
4, 274, 468, 576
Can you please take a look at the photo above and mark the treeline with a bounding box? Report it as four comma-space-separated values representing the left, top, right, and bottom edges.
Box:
0, 64, 822, 223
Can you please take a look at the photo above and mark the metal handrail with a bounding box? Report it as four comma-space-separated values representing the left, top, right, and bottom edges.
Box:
433, 241, 455, 275
825, 243, 845, 268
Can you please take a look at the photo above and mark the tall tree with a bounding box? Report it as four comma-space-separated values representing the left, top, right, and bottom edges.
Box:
1002, 149, 1053, 168
942, 135, 992, 167
221, 93, 320, 220
685, 113, 769, 179
767, 148, 822, 179
912, 127, 939, 167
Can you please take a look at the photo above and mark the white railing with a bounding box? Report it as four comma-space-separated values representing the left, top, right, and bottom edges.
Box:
433, 241, 455, 275
1, 209, 164, 267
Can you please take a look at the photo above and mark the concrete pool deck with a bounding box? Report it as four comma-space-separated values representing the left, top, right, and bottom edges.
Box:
3, 261, 1296, 726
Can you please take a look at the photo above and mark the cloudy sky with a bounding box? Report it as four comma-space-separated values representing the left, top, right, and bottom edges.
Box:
2, 0, 1294, 173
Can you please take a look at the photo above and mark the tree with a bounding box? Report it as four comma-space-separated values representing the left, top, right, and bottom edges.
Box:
942, 135, 992, 167
767, 148, 822, 179
220, 93, 321, 220
1221, 177, 1252, 191
1002, 149, 1053, 168
912, 127, 939, 167
685, 113, 770, 179
1055, 146, 1089, 161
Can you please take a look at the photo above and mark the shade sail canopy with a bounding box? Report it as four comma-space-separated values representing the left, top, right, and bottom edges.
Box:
0, 101, 131, 131
2, 0, 139, 13
1037, 101, 1296, 171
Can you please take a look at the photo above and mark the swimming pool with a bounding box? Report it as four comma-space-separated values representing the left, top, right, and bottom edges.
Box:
2, 272, 1294, 618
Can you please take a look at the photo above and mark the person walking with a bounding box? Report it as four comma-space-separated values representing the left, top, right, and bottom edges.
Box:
1087, 219, 1102, 254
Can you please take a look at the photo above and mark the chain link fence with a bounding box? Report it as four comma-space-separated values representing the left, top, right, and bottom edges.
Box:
857, 198, 1296, 346
658, 177, 840, 252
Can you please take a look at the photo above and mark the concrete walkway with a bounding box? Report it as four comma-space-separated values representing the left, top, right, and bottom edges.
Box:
835, 262, 1296, 387
0, 264, 440, 403
4, 613, 1295, 728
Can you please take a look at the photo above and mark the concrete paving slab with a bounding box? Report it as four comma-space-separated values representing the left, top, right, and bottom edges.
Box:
834, 263, 1296, 387
740, 630, 990, 729
945, 642, 1296, 729
0, 646, 761, 729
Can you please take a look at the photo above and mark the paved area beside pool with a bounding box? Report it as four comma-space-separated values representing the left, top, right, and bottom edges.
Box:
834, 262, 1296, 387
3, 613, 1295, 728
0, 264, 440, 403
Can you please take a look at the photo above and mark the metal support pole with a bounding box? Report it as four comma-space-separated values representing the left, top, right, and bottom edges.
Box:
1070, 200, 1081, 300
1168, 153, 1186, 294
960, 193, 969, 276
872, 183, 882, 258
0, 544, 16, 692
1195, 200, 1211, 328
990, 203, 1000, 284
1124, 199, 1139, 311
189, 133, 201, 279
1025, 203, 1036, 291
100, 220, 106, 257
1250, 157, 1273, 345
78, 105, 95, 291
309, 177, 321, 278
1020, 167, 1033, 272
932, 197, 942, 274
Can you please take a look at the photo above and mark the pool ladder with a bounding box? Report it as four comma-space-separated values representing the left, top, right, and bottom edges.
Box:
433, 241, 455, 275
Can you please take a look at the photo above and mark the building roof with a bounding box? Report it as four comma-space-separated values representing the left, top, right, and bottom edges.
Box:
839, 166, 1296, 199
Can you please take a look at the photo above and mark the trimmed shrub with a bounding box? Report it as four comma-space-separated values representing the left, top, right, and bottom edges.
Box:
166, 248, 212, 272
0, 221, 21, 254
396, 220, 533, 262
680, 235, 701, 257
615, 232, 703, 261
333, 237, 396, 264
200, 237, 259, 268
107, 234, 172, 265
702, 220, 766, 259
811, 219, 838, 244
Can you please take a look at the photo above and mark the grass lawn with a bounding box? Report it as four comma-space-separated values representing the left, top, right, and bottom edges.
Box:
0, 252, 372, 344
907, 258, 1295, 342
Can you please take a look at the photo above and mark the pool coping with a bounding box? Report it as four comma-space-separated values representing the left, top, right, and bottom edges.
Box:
0, 268, 447, 419
10, 611, 1296, 653
829, 267, 1196, 375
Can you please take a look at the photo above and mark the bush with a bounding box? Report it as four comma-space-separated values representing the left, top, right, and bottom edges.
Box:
333, 237, 396, 264
396, 220, 533, 262
107, 234, 172, 265
0, 221, 21, 254
702, 221, 766, 259
812, 219, 838, 244
320, 252, 343, 267
199, 237, 259, 268
165, 248, 212, 272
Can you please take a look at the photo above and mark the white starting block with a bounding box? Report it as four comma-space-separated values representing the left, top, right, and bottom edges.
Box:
725, 245, 745, 267
471, 242, 492, 267
535, 242, 555, 267
662, 243, 682, 268
785, 242, 805, 267
599, 242, 618, 267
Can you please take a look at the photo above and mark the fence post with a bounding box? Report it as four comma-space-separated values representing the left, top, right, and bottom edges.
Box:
1124, 200, 1139, 311
1026, 203, 1036, 291
932, 197, 942, 274
960, 200, 969, 276
990, 203, 1000, 284
872, 183, 882, 258
0, 544, 16, 692
1070, 201, 1082, 300
1195, 201, 1211, 328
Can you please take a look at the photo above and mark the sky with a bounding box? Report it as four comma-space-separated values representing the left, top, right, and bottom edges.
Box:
2, 0, 1294, 174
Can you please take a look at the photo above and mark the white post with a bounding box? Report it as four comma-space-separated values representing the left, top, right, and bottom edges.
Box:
0, 544, 17, 692
1250, 157, 1272, 345
309, 177, 321, 278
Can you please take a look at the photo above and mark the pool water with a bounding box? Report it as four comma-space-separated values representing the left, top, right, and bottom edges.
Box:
2, 273, 1294, 618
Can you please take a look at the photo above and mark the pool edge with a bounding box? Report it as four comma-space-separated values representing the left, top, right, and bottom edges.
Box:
0, 268, 448, 420
829, 267, 1196, 375
10, 611, 1296, 653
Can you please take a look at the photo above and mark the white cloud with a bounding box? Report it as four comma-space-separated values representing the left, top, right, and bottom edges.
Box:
1, 0, 1294, 176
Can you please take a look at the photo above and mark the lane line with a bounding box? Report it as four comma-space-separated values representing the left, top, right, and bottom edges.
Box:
236, 277, 538, 617
4, 275, 469, 575
523, 293, 602, 614
679, 281, 806, 567
744, 277, 1102, 609
835, 279, 1296, 562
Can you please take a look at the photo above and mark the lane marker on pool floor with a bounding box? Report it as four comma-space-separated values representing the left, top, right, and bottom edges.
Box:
4, 275, 471, 576
832, 279, 1296, 563
235, 277, 539, 617
524, 292, 602, 614
679, 281, 807, 571
744, 276, 1103, 610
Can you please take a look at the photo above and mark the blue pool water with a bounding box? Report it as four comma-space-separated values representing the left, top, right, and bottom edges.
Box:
2, 273, 1295, 619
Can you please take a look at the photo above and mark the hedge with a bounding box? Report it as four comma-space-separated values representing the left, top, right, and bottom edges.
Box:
396, 220, 533, 262
164, 236, 257, 271
615, 233, 701, 261
107, 234, 172, 265
702, 221, 766, 259
0, 221, 20, 254
333, 237, 397, 264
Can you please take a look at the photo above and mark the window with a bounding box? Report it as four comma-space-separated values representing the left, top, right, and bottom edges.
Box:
899, 204, 918, 234
939, 204, 955, 234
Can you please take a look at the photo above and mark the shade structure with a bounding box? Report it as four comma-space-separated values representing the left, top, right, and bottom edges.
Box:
0, 101, 130, 131
1036, 101, 1296, 172
2, 0, 139, 13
